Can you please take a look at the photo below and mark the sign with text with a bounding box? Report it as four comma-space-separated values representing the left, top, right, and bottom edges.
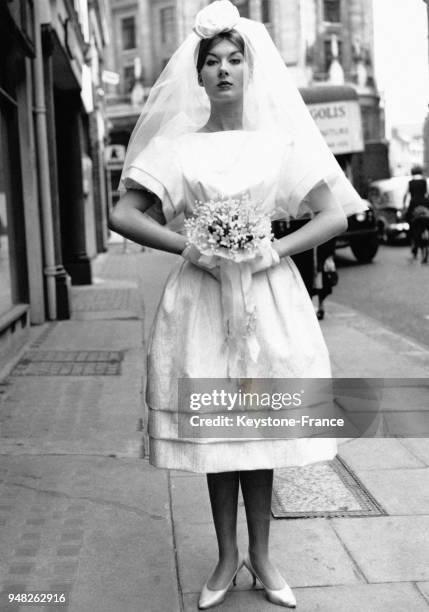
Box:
308, 100, 364, 155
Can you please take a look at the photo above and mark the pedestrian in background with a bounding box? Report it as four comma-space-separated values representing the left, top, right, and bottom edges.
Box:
109, 1, 366, 609
404, 165, 429, 257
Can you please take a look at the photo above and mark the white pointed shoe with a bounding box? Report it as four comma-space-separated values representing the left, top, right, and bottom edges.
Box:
198, 554, 244, 610
243, 553, 296, 608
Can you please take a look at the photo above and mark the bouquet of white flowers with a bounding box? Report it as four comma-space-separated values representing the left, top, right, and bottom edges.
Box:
183, 195, 281, 375
184, 195, 273, 262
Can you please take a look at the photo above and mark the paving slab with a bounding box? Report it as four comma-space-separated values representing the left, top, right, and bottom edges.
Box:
325, 325, 429, 376
338, 438, 426, 470
268, 519, 364, 587
32, 320, 144, 351
184, 582, 429, 612
375, 385, 429, 412
323, 302, 429, 377
399, 438, 429, 466
351, 468, 429, 515
331, 516, 429, 582
170, 475, 248, 524
71, 283, 142, 321
0, 456, 179, 612
417, 582, 429, 605
0, 349, 144, 458
380, 411, 429, 436
175, 518, 363, 595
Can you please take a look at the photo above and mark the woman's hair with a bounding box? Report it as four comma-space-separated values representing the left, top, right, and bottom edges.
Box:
196, 30, 245, 75
411, 165, 423, 176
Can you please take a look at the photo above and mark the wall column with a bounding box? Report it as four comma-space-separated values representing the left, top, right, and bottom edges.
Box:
42, 26, 72, 317
55, 90, 92, 285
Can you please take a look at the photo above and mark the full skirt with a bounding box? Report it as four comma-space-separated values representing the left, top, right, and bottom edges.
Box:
146, 256, 337, 473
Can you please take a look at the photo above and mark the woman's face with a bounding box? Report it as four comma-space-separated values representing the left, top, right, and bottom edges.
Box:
198, 39, 244, 104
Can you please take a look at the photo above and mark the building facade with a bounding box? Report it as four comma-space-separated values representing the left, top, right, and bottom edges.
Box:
0, 0, 109, 369
105, 0, 386, 202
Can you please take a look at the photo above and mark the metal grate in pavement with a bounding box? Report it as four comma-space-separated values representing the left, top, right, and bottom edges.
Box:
10, 351, 123, 376
71, 288, 138, 312
272, 456, 387, 519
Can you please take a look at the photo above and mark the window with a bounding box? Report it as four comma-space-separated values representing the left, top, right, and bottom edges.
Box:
160, 6, 176, 44
261, 0, 271, 23
123, 65, 134, 93
231, 0, 249, 19
121, 16, 136, 50
323, 0, 341, 23
324, 38, 343, 72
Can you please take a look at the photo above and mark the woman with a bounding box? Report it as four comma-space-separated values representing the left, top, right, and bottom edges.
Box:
109, 2, 366, 608
404, 166, 429, 257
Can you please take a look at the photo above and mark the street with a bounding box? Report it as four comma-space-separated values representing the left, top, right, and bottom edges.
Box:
0, 244, 428, 611
334, 243, 429, 350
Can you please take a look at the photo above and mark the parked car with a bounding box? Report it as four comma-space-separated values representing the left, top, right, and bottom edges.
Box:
367, 176, 421, 243
334, 199, 379, 262
273, 199, 379, 264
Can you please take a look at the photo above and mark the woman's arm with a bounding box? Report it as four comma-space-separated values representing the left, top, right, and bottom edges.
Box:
273, 181, 348, 258
108, 189, 187, 255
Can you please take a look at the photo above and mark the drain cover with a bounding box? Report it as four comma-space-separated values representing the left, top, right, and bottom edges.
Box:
71, 288, 138, 311
10, 351, 123, 376
272, 456, 386, 519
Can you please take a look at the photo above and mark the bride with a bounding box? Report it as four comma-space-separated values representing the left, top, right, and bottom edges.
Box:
109, 1, 366, 608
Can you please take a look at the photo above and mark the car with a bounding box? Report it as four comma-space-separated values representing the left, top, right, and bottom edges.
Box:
334, 199, 379, 262
272, 198, 379, 264
367, 176, 419, 243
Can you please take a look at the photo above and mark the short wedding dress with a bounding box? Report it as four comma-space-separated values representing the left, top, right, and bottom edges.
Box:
123, 129, 337, 472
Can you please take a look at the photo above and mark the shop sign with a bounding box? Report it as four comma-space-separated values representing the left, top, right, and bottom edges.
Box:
308, 100, 364, 154
102, 70, 120, 86
105, 145, 126, 164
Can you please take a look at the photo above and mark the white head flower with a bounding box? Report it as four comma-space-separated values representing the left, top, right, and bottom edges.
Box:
194, 0, 240, 39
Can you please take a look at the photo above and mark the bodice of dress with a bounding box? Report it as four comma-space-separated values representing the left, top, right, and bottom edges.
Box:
123, 129, 300, 230
122, 128, 367, 228
175, 130, 286, 224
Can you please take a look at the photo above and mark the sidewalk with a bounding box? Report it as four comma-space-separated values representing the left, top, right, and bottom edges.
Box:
0, 243, 428, 612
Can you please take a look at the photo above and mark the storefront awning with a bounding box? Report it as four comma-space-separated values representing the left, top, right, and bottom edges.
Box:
299, 85, 364, 155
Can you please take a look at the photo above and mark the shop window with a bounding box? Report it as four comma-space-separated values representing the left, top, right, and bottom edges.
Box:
160, 6, 176, 44
261, 0, 271, 24
324, 38, 343, 72
121, 16, 136, 50
323, 0, 341, 23
231, 0, 250, 19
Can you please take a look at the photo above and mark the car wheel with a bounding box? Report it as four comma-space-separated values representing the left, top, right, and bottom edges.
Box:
350, 236, 379, 262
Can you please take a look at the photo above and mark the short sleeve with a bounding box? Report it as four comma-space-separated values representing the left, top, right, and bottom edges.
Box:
275, 137, 367, 219
121, 136, 184, 224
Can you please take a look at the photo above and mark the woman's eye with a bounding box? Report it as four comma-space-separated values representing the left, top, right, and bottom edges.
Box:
230, 59, 242, 65
206, 60, 217, 66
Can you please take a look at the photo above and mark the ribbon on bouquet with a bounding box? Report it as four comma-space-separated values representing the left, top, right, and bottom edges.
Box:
218, 259, 261, 377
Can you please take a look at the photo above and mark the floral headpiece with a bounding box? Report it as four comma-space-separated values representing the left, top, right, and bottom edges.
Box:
193, 0, 241, 39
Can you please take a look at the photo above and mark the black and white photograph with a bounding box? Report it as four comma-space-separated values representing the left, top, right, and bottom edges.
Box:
1, 0, 429, 610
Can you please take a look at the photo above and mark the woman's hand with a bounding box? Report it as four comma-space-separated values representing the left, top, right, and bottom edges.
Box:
181, 244, 220, 281
249, 244, 281, 275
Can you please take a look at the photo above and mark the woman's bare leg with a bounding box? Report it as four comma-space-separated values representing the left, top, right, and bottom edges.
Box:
205, 471, 240, 589
240, 469, 286, 589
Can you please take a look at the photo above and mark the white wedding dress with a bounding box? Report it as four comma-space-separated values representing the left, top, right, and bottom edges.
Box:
123, 129, 337, 472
